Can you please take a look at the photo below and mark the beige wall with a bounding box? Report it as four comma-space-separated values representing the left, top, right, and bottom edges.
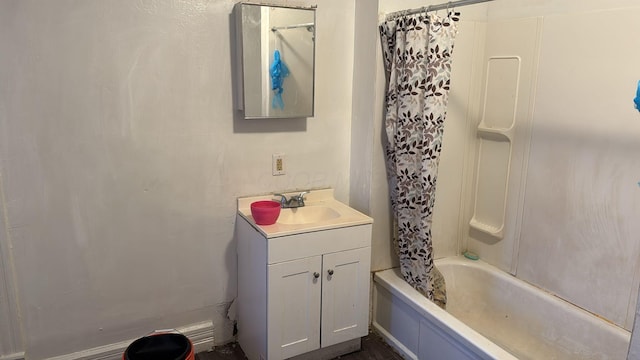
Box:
0, 0, 355, 358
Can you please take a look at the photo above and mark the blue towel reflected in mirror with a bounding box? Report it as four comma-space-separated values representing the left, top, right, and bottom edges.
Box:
270, 50, 290, 110
634, 80, 640, 112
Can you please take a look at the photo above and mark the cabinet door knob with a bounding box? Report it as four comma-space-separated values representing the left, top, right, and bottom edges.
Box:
327, 269, 334, 276
313, 272, 320, 279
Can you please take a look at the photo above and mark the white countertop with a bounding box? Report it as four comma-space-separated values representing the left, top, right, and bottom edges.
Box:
237, 189, 373, 238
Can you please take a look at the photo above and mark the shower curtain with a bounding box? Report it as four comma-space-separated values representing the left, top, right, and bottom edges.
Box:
379, 12, 458, 304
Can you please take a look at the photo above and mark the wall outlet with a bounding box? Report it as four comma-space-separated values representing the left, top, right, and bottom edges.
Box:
272, 153, 285, 176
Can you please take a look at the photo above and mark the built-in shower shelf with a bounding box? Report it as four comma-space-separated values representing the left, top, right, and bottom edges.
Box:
469, 217, 504, 239
476, 126, 513, 141
469, 56, 521, 243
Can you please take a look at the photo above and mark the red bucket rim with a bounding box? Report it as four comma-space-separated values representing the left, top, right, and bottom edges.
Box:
251, 200, 281, 208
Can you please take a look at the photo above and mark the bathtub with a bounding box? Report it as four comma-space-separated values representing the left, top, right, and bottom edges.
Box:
372, 257, 631, 360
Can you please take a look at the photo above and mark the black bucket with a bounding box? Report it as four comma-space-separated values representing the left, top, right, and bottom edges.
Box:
123, 333, 194, 360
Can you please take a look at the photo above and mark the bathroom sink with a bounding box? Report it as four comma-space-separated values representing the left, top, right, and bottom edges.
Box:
277, 206, 340, 225
237, 189, 373, 238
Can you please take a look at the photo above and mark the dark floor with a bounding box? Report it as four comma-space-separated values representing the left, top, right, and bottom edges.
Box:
196, 332, 403, 360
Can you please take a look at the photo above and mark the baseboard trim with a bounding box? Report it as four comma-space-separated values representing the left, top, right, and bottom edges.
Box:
45, 321, 214, 360
0, 352, 25, 360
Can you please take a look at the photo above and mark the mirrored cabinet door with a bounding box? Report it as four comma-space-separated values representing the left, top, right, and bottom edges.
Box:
234, 3, 316, 119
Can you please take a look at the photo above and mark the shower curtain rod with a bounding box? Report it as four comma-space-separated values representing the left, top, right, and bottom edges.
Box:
386, 0, 494, 20
271, 23, 315, 32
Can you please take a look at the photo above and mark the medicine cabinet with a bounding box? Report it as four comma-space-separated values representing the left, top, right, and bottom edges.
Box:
234, 3, 316, 119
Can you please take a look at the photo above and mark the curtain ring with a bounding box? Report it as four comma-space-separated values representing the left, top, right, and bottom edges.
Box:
424, 4, 432, 19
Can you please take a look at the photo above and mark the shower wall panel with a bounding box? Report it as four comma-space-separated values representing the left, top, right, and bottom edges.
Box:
464, 17, 542, 274
470, 56, 520, 241
517, 8, 640, 330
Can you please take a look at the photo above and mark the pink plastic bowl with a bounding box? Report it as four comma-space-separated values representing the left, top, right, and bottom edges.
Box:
250, 200, 281, 225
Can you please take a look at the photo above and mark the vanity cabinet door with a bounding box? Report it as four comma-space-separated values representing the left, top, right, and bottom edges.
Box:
321, 247, 371, 347
267, 256, 322, 359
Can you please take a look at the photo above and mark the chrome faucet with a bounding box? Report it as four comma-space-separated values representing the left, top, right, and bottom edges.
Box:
274, 191, 309, 208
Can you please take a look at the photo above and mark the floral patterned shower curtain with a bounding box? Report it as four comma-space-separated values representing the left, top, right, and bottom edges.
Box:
379, 12, 458, 301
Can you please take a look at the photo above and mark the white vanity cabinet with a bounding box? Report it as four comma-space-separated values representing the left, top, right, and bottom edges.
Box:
236, 191, 372, 360
268, 246, 371, 359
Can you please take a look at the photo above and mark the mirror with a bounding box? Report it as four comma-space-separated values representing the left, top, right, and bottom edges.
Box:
234, 3, 316, 119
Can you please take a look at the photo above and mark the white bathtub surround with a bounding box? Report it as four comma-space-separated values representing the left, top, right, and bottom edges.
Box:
373, 257, 630, 360
374, 0, 640, 340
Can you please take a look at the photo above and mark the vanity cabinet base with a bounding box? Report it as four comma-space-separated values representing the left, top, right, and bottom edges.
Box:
236, 215, 372, 360
288, 338, 361, 360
